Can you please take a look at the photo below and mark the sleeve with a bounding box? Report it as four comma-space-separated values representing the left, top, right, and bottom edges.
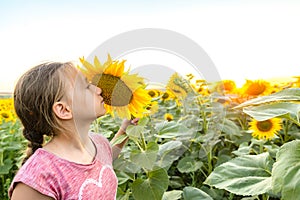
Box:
8, 152, 58, 199
89, 132, 114, 165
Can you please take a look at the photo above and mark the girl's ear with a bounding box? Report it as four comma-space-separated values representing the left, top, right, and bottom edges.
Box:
52, 101, 73, 119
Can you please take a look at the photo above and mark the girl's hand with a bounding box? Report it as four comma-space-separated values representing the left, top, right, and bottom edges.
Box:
120, 118, 139, 132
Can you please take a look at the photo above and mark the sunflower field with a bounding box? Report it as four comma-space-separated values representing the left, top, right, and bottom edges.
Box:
2, 70, 300, 199
0, 95, 26, 199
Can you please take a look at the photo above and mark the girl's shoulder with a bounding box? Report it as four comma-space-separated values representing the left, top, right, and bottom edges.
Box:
8, 149, 60, 199
89, 132, 111, 147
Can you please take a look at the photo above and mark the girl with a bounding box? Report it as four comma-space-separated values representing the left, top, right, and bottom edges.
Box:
9, 61, 137, 200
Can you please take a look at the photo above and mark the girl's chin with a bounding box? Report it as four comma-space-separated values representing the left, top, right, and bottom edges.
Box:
97, 110, 107, 118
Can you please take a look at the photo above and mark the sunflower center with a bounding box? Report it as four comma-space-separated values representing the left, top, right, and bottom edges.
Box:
162, 92, 169, 100
148, 91, 156, 97
257, 120, 272, 132
1, 112, 9, 118
165, 114, 173, 121
94, 74, 133, 106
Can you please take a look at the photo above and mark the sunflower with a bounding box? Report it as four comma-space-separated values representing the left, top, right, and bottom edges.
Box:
240, 79, 272, 97
164, 113, 174, 121
166, 72, 194, 99
78, 55, 151, 119
0, 110, 14, 124
145, 101, 159, 116
249, 118, 282, 140
147, 89, 161, 98
161, 90, 175, 101
196, 85, 210, 96
221, 80, 237, 93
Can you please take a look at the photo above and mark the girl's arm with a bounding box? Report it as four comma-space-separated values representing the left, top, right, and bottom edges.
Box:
11, 183, 54, 200
111, 118, 139, 160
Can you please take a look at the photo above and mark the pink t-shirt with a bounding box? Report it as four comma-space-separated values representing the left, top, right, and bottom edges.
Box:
8, 133, 118, 200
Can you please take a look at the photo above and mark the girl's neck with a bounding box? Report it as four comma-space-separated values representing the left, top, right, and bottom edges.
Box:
43, 124, 96, 164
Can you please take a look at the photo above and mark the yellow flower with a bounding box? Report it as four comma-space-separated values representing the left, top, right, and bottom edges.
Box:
161, 90, 175, 101
197, 85, 210, 96
0, 98, 16, 124
240, 79, 272, 97
79, 55, 151, 119
164, 113, 174, 121
147, 89, 161, 98
221, 80, 237, 93
0, 110, 14, 123
249, 118, 282, 140
210, 80, 237, 95
145, 101, 159, 116
166, 72, 194, 99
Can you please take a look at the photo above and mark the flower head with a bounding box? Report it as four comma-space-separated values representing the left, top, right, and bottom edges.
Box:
166, 72, 195, 99
0, 110, 14, 123
240, 79, 272, 97
164, 113, 174, 121
145, 101, 159, 116
249, 118, 282, 140
147, 89, 161, 98
78, 55, 151, 119
0, 98, 16, 124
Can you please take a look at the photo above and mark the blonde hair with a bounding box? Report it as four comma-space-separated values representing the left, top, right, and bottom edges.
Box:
14, 61, 75, 164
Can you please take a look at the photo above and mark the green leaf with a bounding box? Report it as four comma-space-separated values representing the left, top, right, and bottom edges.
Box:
0, 159, 13, 175
138, 117, 150, 126
111, 134, 128, 146
182, 186, 213, 200
132, 168, 169, 200
178, 114, 203, 131
235, 88, 300, 108
281, 163, 300, 199
243, 102, 300, 122
177, 157, 203, 173
221, 118, 242, 136
154, 121, 193, 139
156, 141, 183, 168
272, 140, 300, 199
232, 143, 251, 156
113, 156, 141, 174
126, 125, 144, 139
162, 190, 183, 200
115, 171, 134, 185
155, 121, 182, 134
130, 142, 159, 170
116, 188, 131, 200
204, 152, 273, 196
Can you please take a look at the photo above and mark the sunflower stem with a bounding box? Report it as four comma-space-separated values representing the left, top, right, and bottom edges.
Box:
207, 149, 213, 174
283, 119, 292, 143
190, 171, 196, 187
287, 117, 300, 127
196, 97, 208, 134
140, 131, 147, 151
259, 140, 264, 154
134, 140, 144, 152
261, 193, 269, 200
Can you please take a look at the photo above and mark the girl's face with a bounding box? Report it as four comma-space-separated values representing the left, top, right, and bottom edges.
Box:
67, 67, 106, 122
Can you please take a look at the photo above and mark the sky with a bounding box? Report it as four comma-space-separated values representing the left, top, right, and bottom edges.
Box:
1, 0, 300, 92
